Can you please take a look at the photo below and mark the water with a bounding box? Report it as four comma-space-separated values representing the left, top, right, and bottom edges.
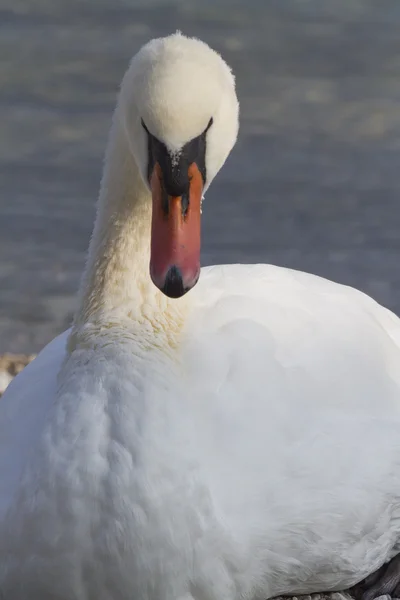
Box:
2, 0, 400, 353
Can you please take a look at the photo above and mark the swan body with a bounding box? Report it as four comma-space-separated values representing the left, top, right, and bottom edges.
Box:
1, 33, 400, 600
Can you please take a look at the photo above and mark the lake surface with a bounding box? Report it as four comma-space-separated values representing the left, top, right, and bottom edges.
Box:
2, 0, 400, 353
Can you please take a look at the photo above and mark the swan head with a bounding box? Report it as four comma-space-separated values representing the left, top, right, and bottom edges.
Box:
119, 33, 239, 298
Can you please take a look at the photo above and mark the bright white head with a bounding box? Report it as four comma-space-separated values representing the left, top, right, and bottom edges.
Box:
118, 32, 239, 298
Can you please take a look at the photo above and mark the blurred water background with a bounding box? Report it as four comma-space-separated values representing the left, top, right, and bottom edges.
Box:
1, 0, 400, 353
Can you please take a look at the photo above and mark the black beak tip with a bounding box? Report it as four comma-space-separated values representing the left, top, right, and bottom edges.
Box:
162, 265, 188, 299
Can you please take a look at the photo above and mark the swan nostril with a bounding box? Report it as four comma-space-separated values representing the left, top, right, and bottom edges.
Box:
159, 181, 189, 218
181, 193, 189, 217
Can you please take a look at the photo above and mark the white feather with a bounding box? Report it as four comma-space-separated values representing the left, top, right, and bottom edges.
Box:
1, 33, 400, 600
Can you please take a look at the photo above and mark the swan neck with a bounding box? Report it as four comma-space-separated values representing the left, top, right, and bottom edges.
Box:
72, 112, 185, 339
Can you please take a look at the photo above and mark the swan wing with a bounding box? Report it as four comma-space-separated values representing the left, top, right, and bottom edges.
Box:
0, 330, 69, 519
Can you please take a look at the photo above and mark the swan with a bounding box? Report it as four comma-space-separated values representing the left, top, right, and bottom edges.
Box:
2, 31, 400, 600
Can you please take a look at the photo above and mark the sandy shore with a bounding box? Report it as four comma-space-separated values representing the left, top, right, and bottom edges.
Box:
0, 353, 36, 396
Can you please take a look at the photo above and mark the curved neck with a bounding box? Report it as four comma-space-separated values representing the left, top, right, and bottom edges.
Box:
70, 111, 188, 349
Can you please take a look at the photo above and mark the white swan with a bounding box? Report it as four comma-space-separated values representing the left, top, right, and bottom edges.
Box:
2, 32, 400, 600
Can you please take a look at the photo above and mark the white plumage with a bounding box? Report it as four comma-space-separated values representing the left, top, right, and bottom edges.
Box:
1, 33, 400, 600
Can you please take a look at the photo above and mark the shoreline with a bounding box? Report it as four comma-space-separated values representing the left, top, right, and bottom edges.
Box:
0, 353, 36, 396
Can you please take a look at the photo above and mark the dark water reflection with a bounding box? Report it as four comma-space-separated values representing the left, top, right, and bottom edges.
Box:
2, 0, 400, 352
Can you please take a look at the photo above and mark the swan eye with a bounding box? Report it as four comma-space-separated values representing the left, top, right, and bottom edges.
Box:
141, 118, 150, 134
205, 117, 213, 133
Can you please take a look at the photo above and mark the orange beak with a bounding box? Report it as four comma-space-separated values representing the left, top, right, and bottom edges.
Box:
150, 162, 203, 298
